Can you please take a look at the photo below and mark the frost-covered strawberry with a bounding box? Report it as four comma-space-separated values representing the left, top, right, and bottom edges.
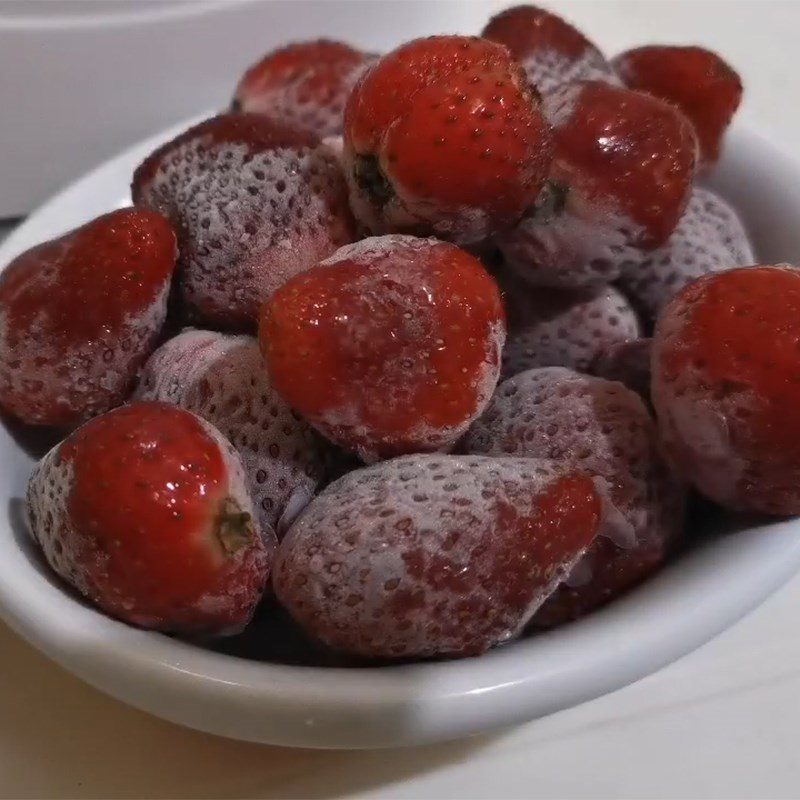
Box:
614, 45, 741, 166
0, 208, 176, 427
132, 113, 354, 329
619, 187, 754, 324
261, 235, 505, 462
590, 338, 652, 403
465, 367, 683, 624
232, 40, 374, 138
497, 81, 697, 289
342, 35, 553, 244
135, 329, 326, 534
482, 4, 618, 96
500, 272, 640, 379
653, 265, 800, 514
274, 454, 601, 658
27, 402, 274, 635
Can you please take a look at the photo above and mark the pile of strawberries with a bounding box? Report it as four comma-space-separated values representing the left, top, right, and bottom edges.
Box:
5, 4, 787, 661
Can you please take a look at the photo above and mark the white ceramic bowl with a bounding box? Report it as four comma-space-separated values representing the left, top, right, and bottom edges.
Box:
1, 122, 800, 750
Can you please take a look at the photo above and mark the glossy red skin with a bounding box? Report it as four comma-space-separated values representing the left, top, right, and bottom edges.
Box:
0, 208, 176, 426
344, 35, 553, 236
28, 403, 270, 634
653, 266, 800, 514
260, 237, 505, 461
550, 81, 697, 248
233, 40, 372, 137
614, 45, 742, 164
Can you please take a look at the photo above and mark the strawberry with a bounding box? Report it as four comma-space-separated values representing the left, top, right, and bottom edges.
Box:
26, 402, 275, 636
619, 187, 754, 325
590, 337, 653, 403
482, 4, 618, 96
0, 208, 176, 428
232, 40, 375, 138
465, 367, 684, 623
652, 266, 800, 514
613, 45, 742, 166
497, 81, 697, 289
499, 270, 640, 379
273, 454, 601, 658
135, 329, 326, 535
260, 235, 506, 462
342, 35, 553, 244
132, 113, 354, 330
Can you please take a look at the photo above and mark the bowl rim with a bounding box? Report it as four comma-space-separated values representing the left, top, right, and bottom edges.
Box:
2, 123, 800, 748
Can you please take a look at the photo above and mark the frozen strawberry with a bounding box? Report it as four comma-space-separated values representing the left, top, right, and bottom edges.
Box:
590, 338, 653, 403
132, 113, 354, 330
261, 235, 505, 462
26, 402, 275, 635
342, 35, 553, 244
482, 5, 618, 96
619, 187, 754, 325
465, 367, 684, 623
232, 40, 374, 138
273, 454, 601, 658
0, 208, 176, 428
653, 265, 800, 515
500, 271, 640, 379
135, 330, 326, 534
497, 81, 697, 289
613, 45, 742, 165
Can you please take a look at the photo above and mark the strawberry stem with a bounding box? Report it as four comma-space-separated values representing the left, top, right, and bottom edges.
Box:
216, 497, 254, 555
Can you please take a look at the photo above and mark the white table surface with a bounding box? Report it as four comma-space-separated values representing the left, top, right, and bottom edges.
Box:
4, 2, 800, 798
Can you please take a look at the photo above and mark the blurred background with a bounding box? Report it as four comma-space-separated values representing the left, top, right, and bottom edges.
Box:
1, 0, 796, 219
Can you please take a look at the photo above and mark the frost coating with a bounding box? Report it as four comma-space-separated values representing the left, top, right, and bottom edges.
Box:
520, 46, 620, 97
135, 329, 325, 532
620, 187, 755, 322
500, 275, 641, 379
274, 454, 601, 658
134, 124, 353, 328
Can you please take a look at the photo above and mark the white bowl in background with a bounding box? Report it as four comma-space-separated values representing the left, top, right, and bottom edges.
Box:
0, 123, 799, 749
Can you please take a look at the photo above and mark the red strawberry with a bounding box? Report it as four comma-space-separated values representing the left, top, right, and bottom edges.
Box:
0, 208, 176, 427
497, 81, 697, 289
342, 35, 553, 244
26, 402, 275, 636
465, 367, 684, 623
482, 5, 618, 96
135, 329, 326, 535
273, 454, 601, 658
132, 113, 354, 330
590, 337, 653, 403
232, 40, 375, 138
500, 271, 640, 379
619, 187, 754, 325
653, 266, 800, 514
613, 45, 742, 166
261, 235, 506, 462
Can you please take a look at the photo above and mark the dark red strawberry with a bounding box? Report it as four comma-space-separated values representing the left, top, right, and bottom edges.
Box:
232, 40, 374, 138
0, 208, 176, 427
260, 235, 505, 462
26, 402, 275, 635
498, 81, 697, 289
135, 329, 326, 535
132, 113, 354, 330
273, 454, 601, 658
653, 265, 800, 514
613, 45, 742, 165
342, 35, 553, 244
482, 4, 618, 96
